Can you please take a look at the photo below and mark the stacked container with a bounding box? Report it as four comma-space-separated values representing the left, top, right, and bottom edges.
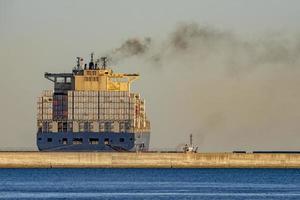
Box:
37, 90, 53, 121
37, 90, 149, 133
53, 94, 68, 120
67, 91, 136, 121
37, 90, 53, 132
68, 91, 99, 121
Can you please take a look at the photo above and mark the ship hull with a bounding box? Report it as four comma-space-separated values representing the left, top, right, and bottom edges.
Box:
37, 132, 150, 152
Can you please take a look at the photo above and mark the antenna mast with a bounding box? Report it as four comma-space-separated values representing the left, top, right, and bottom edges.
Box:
91, 52, 94, 62
76, 57, 80, 70
89, 52, 95, 69
101, 57, 107, 69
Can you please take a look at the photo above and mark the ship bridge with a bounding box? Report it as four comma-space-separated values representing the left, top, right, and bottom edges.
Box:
45, 54, 139, 92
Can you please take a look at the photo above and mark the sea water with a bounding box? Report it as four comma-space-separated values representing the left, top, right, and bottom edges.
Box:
0, 168, 300, 199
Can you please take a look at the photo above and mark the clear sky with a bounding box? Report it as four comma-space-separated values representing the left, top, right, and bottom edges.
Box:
1, 0, 300, 151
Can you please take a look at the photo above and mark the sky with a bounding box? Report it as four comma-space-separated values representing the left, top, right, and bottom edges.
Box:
1, 0, 300, 151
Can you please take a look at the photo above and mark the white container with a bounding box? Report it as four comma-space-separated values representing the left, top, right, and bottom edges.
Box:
72, 121, 79, 132
51, 121, 58, 132
67, 91, 73, 97
92, 121, 99, 132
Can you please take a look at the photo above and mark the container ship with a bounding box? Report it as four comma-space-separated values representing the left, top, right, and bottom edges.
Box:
36, 54, 150, 151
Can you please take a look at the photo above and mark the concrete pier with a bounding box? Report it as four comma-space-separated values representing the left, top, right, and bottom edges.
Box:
0, 152, 300, 168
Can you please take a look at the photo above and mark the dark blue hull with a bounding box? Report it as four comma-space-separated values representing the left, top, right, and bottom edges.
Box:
37, 132, 150, 152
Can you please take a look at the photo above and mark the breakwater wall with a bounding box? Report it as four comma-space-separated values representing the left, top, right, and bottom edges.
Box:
0, 152, 300, 168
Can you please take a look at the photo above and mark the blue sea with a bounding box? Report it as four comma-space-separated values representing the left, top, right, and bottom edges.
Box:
0, 169, 300, 199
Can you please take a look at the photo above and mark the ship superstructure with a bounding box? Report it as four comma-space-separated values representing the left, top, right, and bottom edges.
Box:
37, 54, 150, 151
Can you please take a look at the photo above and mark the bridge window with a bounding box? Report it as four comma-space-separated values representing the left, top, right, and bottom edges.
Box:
89, 138, 99, 145
73, 138, 83, 144
57, 77, 65, 83
111, 77, 128, 82
47, 138, 52, 142
119, 138, 125, 143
